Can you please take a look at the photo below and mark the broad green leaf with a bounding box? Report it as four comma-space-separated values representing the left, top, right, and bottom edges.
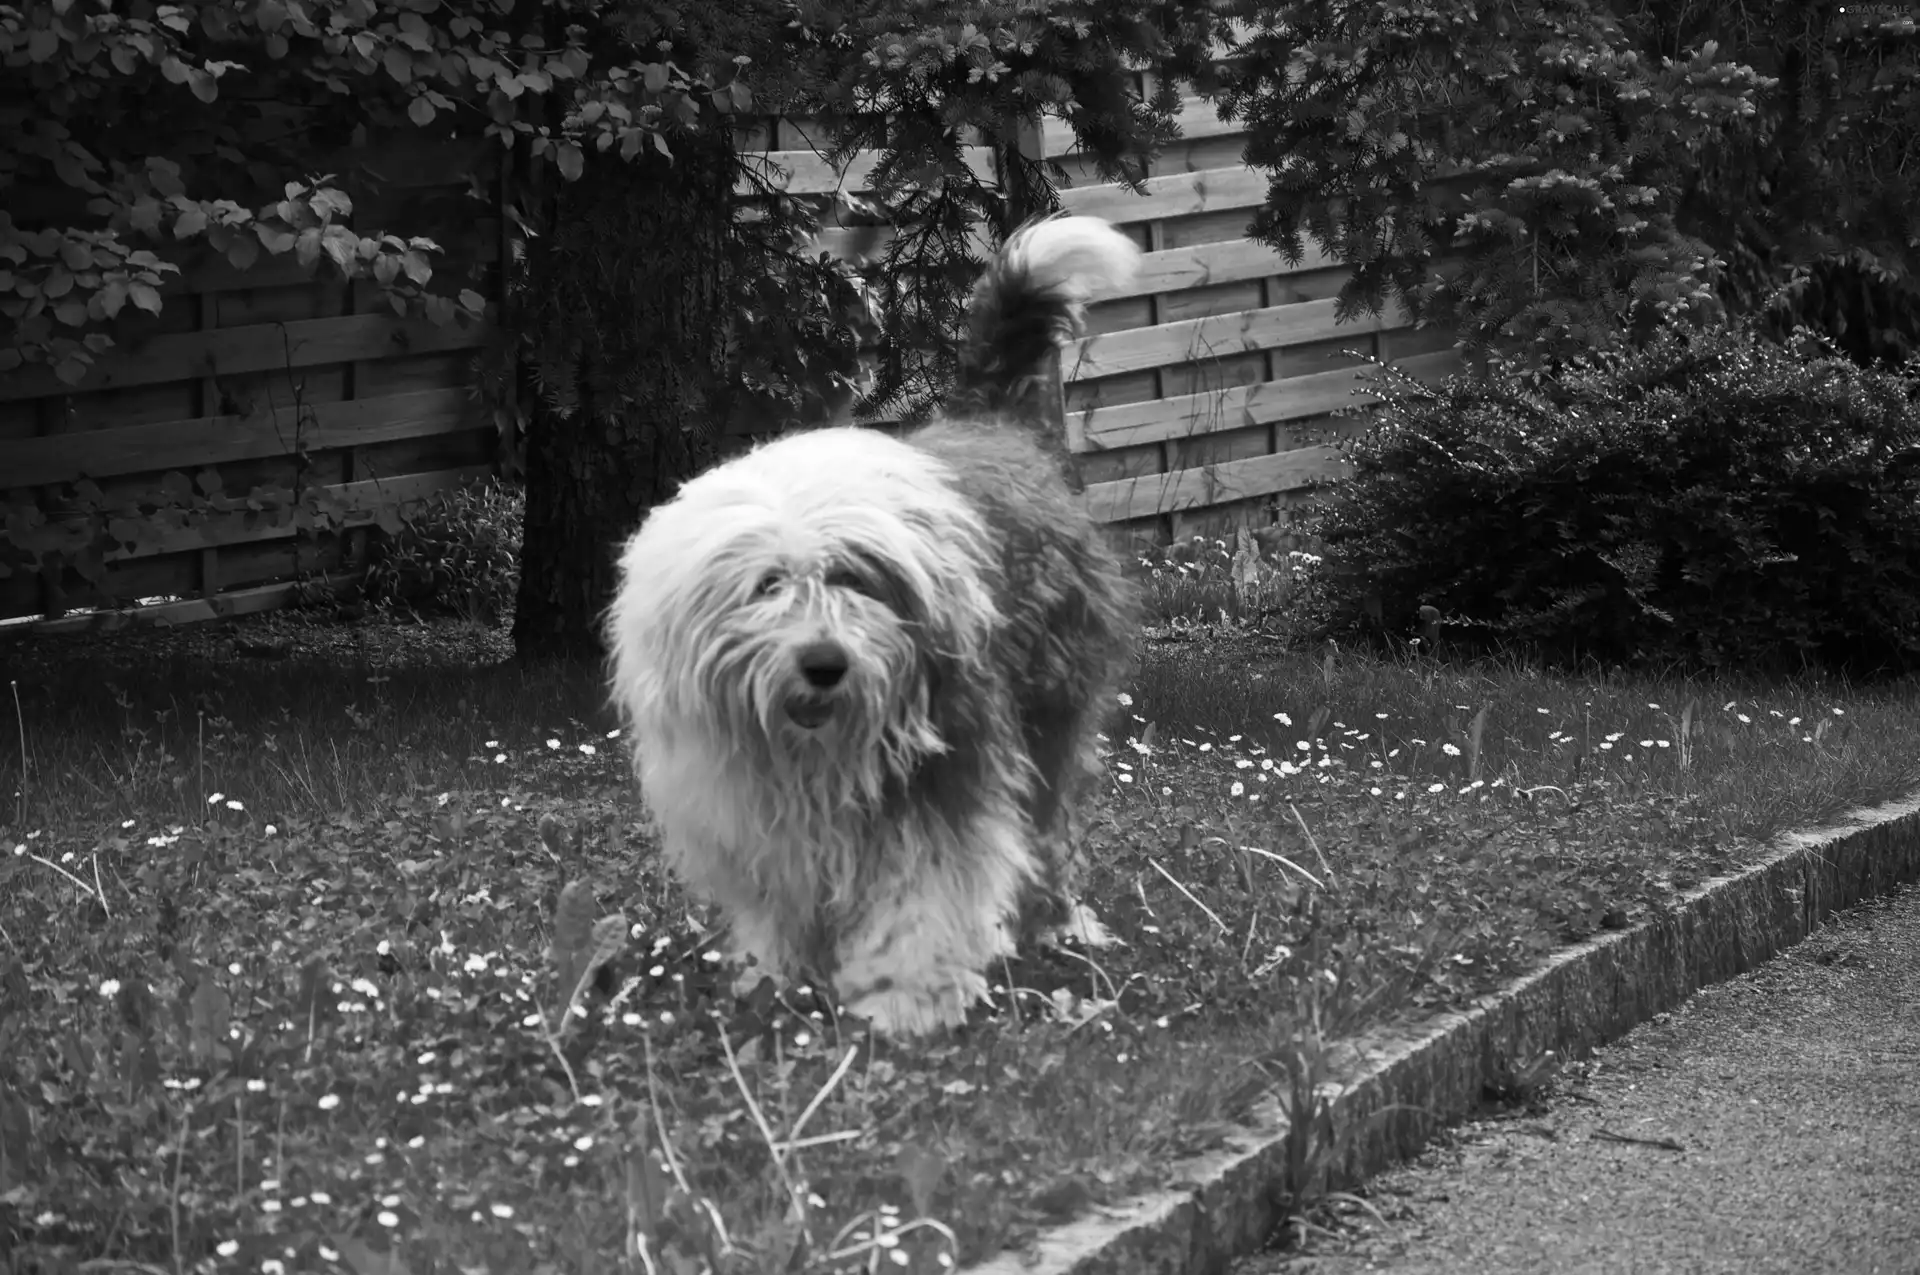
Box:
624, 1107, 674, 1236
309, 188, 353, 220
129, 196, 163, 235
325, 1234, 414, 1275
295, 227, 324, 269
188, 977, 230, 1065
321, 227, 358, 273
145, 156, 185, 198
896, 1144, 947, 1218
225, 234, 260, 272
549, 877, 596, 1013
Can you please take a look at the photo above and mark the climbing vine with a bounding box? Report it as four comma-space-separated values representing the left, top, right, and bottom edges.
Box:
0, 470, 385, 593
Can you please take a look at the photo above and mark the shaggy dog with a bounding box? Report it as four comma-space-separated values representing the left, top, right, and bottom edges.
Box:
605, 215, 1141, 1035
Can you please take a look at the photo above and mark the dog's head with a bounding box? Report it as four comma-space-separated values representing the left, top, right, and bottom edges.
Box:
607, 428, 999, 798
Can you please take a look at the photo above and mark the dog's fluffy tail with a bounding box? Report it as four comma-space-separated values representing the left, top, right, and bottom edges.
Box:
952, 214, 1141, 418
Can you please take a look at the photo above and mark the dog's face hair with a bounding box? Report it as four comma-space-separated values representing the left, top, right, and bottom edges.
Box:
608, 428, 1005, 831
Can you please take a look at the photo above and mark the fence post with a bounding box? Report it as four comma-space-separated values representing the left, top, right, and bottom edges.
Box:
193, 291, 226, 601
32, 395, 71, 621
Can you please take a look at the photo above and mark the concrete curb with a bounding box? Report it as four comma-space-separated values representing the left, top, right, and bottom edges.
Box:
968, 789, 1920, 1275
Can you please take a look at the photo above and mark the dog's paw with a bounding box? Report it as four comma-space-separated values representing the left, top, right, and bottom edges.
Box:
841, 972, 986, 1037
1039, 898, 1119, 949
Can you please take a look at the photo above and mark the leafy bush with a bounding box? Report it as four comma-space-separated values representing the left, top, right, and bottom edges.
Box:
363, 477, 523, 625
1302, 325, 1920, 678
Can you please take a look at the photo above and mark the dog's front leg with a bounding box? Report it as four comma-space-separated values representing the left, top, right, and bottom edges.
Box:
830, 818, 1029, 1036
833, 916, 992, 1037
725, 902, 798, 999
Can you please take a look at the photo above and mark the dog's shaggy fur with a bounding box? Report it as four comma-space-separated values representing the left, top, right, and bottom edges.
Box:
605, 215, 1142, 1035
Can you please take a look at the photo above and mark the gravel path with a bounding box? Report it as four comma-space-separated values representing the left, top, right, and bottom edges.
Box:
1236, 882, 1920, 1275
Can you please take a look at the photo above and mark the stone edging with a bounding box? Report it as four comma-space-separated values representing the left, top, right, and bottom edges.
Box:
967, 790, 1920, 1275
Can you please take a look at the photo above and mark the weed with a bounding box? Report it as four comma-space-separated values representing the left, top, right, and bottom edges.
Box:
1132, 531, 1324, 639
362, 476, 523, 625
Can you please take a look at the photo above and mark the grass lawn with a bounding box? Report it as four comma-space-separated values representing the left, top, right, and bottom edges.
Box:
4, 554, 1919, 1275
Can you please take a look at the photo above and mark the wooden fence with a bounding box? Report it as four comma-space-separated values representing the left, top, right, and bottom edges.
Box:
1, 77, 1458, 632
779, 86, 1459, 546
1044, 88, 1456, 543
0, 133, 504, 632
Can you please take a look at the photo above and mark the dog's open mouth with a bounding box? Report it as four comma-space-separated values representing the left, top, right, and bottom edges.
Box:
785, 698, 836, 729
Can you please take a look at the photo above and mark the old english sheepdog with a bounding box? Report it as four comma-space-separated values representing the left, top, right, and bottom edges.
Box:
606, 215, 1141, 1035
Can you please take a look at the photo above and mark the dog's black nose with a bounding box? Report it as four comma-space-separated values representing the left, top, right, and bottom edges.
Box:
797, 641, 849, 690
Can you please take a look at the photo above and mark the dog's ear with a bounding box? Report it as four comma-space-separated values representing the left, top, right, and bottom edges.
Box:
900, 620, 1005, 824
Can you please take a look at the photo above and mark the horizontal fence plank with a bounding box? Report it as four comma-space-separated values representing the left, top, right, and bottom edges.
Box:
3, 387, 480, 486
808, 222, 1000, 268
1042, 97, 1241, 160
1, 314, 490, 403
1069, 297, 1413, 381
0, 571, 365, 639
101, 465, 491, 563
738, 147, 997, 197
1119, 236, 1338, 300
811, 224, 894, 263
1070, 350, 1458, 451
1056, 166, 1268, 224
796, 181, 1298, 286
1082, 443, 1348, 524
0, 128, 499, 630
348, 135, 494, 190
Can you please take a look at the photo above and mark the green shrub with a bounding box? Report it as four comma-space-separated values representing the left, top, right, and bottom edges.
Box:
363, 477, 523, 624
1301, 325, 1920, 678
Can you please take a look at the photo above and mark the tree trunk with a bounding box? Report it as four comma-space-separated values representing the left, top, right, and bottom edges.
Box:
511, 134, 736, 665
